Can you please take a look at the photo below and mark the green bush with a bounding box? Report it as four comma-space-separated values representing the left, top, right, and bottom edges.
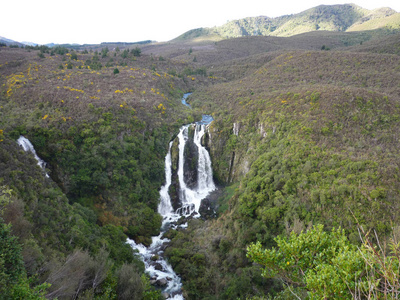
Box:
247, 224, 400, 299
132, 47, 141, 57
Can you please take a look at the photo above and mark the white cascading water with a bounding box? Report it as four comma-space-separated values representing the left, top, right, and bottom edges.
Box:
17, 136, 49, 178
194, 125, 215, 197
127, 139, 184, 299
158, 142, 174, 217
176, 124, 215, 215
128, 94, 216, 299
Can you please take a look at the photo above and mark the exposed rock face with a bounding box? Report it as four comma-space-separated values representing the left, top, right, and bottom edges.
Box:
199, 198, 216, 219
169, 138, 180, 211
204, 122, 233, 184
205, 121, 254, 185
183, 127, 199, 189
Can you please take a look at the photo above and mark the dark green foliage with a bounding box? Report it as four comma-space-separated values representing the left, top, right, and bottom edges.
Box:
52, 46, 69, 55
164, 219, 273, 299
0, 221, 25, 286
70, 52, 78, 60
121, 49, 129, 59
113, 68, 119, 75
132, 47, 141, 57
0, 220, 49, 299
101, 47, 109, 58
85, 54, 103, 70
182, 67, 207, 76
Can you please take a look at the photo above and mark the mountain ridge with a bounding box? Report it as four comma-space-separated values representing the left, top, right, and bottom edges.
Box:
175, 3, 399, 41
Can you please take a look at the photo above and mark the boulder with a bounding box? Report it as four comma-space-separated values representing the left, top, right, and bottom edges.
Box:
150, 255, 159, 261
156, 278, 168, 287
153, 262, 163, 271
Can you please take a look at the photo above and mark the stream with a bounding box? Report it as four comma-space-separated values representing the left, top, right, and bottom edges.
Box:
128, 93, 216, 299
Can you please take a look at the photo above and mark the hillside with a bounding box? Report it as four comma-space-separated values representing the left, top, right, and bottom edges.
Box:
161, 48, 400, 298
2, 14, 400, 299
175, 4, 399, 41
0, 45, 214, 298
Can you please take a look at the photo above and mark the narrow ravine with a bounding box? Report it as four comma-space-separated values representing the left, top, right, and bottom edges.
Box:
128, 94, 216, 299
17, 136, 49, 178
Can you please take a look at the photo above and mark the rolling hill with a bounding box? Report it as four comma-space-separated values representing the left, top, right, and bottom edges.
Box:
175, 3, 400, 40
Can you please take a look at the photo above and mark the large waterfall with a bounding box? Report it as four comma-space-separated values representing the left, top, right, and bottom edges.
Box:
176, 124, 215, 216
129, 95, 216, 299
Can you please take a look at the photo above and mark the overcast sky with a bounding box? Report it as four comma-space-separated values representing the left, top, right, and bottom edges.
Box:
2, 0, 399, 45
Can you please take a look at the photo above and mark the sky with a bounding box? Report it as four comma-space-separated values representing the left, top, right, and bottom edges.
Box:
2, 0, 400, 45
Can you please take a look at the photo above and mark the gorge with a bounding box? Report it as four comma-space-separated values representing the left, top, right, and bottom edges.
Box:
128, 94, 216, 299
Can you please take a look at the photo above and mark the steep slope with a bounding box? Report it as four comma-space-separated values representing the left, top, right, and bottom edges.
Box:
162, 48, 400, 298
0, 45, 215, 298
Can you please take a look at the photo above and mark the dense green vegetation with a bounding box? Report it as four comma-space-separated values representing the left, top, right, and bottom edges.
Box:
159, 36, 400, 298
0, 44, 212, 298
247, 224, 400, 299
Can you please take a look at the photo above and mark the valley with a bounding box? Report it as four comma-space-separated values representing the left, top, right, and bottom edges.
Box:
1, 3, 400, 299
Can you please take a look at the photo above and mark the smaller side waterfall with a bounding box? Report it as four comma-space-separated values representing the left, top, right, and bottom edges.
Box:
158, 142, 174, 217
17, 136, 49, 177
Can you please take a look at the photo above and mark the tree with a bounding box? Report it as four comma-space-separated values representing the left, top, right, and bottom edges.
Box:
0, 220, 49, 299
132, 47, 141, 57
70, 52, 78, 60
113, 68, 119, 75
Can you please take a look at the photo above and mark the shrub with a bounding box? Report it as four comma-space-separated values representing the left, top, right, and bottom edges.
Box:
132, 47, 141, 57
113, 68, 119, 75
247, 224, 400, 299
70, 52, 78, 60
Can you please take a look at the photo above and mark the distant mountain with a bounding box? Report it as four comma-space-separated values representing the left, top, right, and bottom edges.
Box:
21, 41, 38, 46
0, 37, 55, 47
175, 4, 399, 40
0, 36, 24, 46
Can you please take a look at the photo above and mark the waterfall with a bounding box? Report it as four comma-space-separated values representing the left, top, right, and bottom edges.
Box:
158, 142, 174, 217
17, 136, 49, 178
128, 94, 216, 299
176, 124, 215, 215
194, 125, 215, 194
